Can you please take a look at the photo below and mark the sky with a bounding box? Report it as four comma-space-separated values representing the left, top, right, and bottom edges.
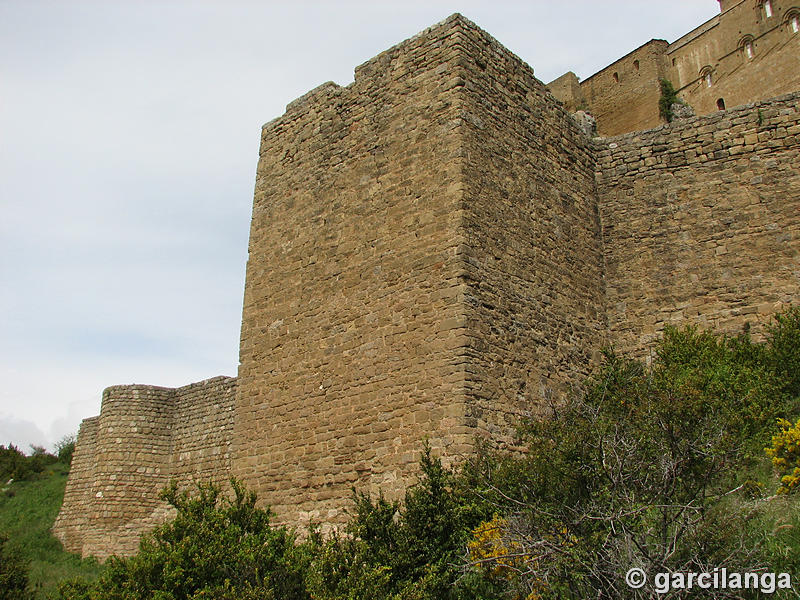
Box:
0, 0, 721, 453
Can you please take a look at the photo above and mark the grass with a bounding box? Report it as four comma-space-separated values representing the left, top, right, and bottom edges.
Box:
744, 459, 800, 579
0, 462, 103, 599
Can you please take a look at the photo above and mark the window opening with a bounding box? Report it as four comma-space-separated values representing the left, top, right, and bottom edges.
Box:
739, 36, 755, 59
701, 67, 713, 88
717, 98, 726, 111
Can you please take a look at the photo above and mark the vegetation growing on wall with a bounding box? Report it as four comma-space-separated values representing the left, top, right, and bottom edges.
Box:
658, 78, 684, 122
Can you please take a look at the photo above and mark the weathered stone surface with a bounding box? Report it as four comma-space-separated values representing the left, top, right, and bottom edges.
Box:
53, 377, 236, 559
671, 102, 695, 120
596, 93, 800, 357
54, 12, 800, 559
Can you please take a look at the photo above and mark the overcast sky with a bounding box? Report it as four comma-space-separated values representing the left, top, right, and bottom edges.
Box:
0, 0, 721, 452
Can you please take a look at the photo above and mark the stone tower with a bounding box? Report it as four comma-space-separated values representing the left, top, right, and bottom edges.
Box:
232, 13, 606, 526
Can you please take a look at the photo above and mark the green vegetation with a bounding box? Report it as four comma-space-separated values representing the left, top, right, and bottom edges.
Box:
16, 307, 800, 598
0, 444, 58, 483
0, 533, 31, 600
305, 448, 505, 600
658, 78, 684, 122
54, 436, 76, 467
58, 479, 308, 600
467, 308, 800, 598
0, 446, 101, 599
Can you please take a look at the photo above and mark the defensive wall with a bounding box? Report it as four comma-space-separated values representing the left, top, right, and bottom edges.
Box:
54, 13, 800, 559
598, 93, 800, 355
54, 377, 236, 558
549, 0, 800, 136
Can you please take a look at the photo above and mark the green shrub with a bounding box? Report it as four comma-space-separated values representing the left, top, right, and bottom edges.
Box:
0, 534, 31, 600
57, 479, 310, 600
55, 435, 76, 467
0, 445, 31, 482
765, 306, 800, 399
0, 445, 58, 483
467, 312, 800, 599
306, 448, 504, 600
658, 78, 682, 122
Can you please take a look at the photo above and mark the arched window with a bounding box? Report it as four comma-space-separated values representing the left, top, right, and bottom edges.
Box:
613, 72, 619, 83
763, 0, 773, 18
786, 10, 800, 33
717, 98, 726, 111
700, 66, 713, 88
739, 36, 755, 59
633, 60, 640, 72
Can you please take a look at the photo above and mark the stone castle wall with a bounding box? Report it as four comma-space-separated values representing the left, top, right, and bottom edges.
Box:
454, 23, 607, 436
580, 40, 670, 136
667, 0, 800, 118
597, 92, 800, 356
54, 13, 800, 559
54, 377, 236, 559
234, 16, 472, 528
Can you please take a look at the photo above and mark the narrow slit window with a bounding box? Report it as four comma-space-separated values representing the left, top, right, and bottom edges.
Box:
791, 14, 800, 33
613, 72, 619, 83
633, 60, 640, 71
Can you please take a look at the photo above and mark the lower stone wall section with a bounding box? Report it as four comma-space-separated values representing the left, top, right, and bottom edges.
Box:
52, 416, 99, 557
597, 93, 800, 357
53, 376, 236, 559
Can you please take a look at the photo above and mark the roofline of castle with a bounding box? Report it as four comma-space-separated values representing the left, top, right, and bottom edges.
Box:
583, 0, 752, 83
582, 38, 669, 84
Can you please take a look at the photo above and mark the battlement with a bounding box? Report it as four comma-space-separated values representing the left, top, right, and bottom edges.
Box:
55, 10, 800, 559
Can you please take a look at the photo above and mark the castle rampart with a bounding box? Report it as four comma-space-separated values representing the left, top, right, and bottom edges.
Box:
54, 377, 236, 559
454, 22, 607, 435
597, 92, 800, 355
54, 11, 799, 559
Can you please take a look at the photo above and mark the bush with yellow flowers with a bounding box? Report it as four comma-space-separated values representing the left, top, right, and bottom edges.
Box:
766, 417, 800, 494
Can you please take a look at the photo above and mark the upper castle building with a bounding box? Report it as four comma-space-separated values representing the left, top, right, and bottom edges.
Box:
548, 0, 800, 135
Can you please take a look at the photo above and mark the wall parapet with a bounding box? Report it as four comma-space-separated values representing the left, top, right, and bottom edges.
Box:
595, 91, 800, 183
